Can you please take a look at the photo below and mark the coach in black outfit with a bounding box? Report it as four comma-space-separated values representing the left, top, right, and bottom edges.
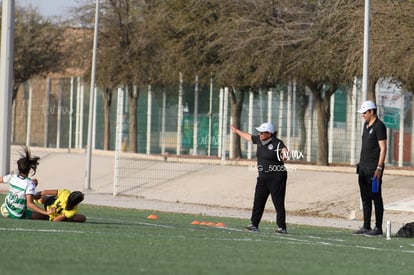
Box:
353, 100, 387, 236
230, 122, 289, 234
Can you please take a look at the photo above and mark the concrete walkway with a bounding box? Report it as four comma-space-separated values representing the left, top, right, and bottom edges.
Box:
2, 146, 414, 233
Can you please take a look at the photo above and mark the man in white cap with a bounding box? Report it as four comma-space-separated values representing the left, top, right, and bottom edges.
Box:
353, 100, 387, 236
230, 122, 289, 234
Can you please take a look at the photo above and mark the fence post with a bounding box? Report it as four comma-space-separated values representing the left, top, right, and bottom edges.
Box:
278, 89, 284, 137
176, 72, 183, 156
398, 94, 405, 167
267, 89, 272, 123
221, 87, 229, 164
350, 77, 358, 165
306, 91, 313, 162
113, 86, 124, 196
69, 77, 74, 150
92, 87, 97, 150
192, 75, 199, 155
26, 81, 33, 147
218, 88, 223, 157
328, 94, 335, 163
146, 85, 152, 154
79, 81, 85, 148
287, 83, 292, 146
161, 90, 166, 155
248, 90, 254, 159
44, 77, 50, 147
207, 78, 213, 157
57, 79, 63, 148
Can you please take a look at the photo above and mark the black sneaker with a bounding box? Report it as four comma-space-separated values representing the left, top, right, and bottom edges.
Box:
276, 228, 287, 234
244, 224, 258, 232
365, 227, 383, 237
352, 227, 371, 235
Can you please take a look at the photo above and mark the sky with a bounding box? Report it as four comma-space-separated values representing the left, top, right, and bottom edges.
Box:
16, 0, 82, 19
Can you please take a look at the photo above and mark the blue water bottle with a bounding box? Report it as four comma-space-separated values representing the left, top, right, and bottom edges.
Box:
371, 177, 379, 193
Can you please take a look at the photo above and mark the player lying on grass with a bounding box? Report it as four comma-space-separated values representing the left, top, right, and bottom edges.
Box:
34, 189, 86, 222
1, 146, 55, 219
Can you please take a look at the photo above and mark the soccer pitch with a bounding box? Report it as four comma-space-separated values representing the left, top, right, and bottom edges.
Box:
1, 201, 414, 274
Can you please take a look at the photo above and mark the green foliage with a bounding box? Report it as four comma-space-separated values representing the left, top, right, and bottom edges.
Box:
4, 0, 414, 93
12, 7, 64, 100
71, 0, 414, 91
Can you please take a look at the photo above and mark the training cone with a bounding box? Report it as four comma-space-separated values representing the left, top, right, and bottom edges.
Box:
207, 222, 216, 226
216, 222, 226, 227
191, 220, 201, 225
146, 214, 159, 220
200, 221, 208, 225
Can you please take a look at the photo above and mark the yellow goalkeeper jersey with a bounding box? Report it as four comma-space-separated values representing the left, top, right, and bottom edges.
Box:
47, 189, 78, 221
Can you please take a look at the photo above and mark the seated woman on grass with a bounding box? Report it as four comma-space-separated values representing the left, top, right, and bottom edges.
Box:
1, 146, 54, 220
34, 189, 86, 222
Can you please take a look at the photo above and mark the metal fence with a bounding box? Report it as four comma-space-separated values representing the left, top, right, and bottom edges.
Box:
12, 76, 414, 168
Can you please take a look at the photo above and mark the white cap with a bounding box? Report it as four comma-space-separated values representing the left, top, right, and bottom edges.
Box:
255, 122, 275, 134
357, 100, 377, 113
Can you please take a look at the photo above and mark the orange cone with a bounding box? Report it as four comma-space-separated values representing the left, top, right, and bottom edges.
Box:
191, 220, 201, 225
146, 214, 159, 220
200, 221, 208, 225
207, 221, 216, 226
216, 222, 226, 227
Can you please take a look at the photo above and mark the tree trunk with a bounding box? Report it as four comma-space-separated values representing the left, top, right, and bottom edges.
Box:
128, 85, 139, 153
314, 97, 329, 165
307, 81, 337, 166
368, 78, 378, 102
229, 88, 245, 159
295, 85, 309, 154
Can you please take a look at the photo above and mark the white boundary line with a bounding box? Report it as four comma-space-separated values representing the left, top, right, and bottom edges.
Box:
0, 227, 84, 234
218, 225, 414, 254
2, 217, 414, 254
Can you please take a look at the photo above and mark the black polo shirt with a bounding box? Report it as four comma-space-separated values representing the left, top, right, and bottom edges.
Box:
252, 135, 287, 175
359, 118, 387, 169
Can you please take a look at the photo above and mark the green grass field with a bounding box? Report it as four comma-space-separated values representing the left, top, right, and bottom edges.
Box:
1, 196, 414, 275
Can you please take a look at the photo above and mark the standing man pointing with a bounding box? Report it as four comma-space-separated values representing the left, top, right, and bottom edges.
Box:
231, 122, 289, 234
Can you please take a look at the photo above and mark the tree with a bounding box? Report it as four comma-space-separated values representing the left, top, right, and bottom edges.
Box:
286, 0, 360, 165
365, 0, 414, 91
288, 0, 414, 164
75, 0, 163, 152
203, 0, 312, 158
156, 0, 310, 158
335, 0, 414, 95
11, 7, 64, 101
72, 0, 414, 162
108, 0, 163, 153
